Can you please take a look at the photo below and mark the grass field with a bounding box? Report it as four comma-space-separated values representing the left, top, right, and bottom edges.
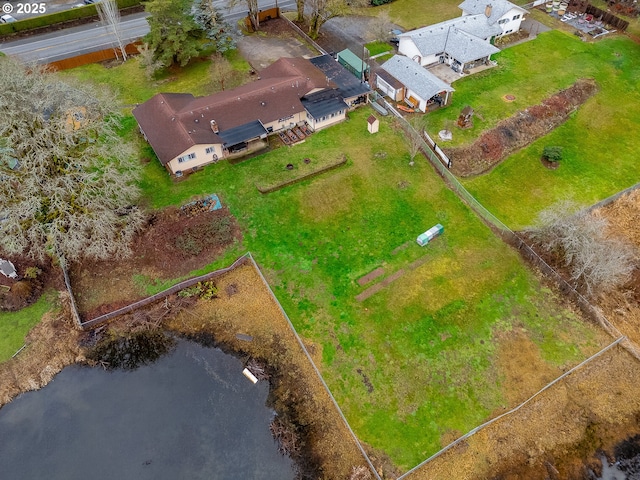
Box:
0, 292, 55, 362
421, 31, 640, 228
135, 107, 607, 470
60, 49, 251, 105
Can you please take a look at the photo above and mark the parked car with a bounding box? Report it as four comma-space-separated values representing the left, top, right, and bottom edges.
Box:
1, 14, 17, 23
389, 29, 403, 46
83, 0, 101, 4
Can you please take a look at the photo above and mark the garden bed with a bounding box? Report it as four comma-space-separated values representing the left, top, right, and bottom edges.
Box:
446, 78, 598, 177
255, 154, 348, 193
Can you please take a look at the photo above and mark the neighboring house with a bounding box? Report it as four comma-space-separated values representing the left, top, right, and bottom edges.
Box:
376, 55, 454, 112
398, 0, 526, 73
133, 56, 370, 175
459, 0, 527, 36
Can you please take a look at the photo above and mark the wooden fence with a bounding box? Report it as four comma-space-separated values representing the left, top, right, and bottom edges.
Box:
568, 0, 630, 30
78, 254, 251, 329
46, 42, 142, 71
244, 8, 281, 32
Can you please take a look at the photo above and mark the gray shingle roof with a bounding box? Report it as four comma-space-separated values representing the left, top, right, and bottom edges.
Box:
402, 14, 502, 58
441, 28, 501, 63
381, 56, 454, 101
458, 0, 526, 25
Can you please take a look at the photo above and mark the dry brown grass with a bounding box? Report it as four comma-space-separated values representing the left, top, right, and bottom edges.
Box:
0, 292, 83, 407
161, 262, 377, 479
405, 345, 640, 480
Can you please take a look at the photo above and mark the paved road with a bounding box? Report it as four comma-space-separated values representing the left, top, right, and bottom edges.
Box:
0, 12, 149, 63
0, 0, 296, 63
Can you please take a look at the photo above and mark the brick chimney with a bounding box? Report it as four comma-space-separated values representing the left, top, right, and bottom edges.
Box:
485, 4, 492, 17
210, 119, 219, 133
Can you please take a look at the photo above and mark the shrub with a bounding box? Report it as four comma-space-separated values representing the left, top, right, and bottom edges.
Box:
542, 145, 563, 162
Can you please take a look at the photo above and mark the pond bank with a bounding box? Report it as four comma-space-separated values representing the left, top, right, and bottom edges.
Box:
3, 261, 640, 479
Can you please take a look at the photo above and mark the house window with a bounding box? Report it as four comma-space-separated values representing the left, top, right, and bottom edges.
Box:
330, 113, 335, 118
205, 146, 215, 154
505, 29, 513, 34
178, 152, 196, 163
266, 126, 274, 133
498, 18, 508, 24
513, 14, 520, 20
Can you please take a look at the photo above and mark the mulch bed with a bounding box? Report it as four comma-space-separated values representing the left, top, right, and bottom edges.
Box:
446, 78, 599, 177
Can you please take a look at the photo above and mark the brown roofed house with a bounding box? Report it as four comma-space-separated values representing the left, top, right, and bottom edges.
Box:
133, 57, 370, 176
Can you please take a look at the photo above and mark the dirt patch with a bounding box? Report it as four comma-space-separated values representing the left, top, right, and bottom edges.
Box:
0, 292, 83, 406
237, 18, 319, 70
591, 188, 640, 346
447, 79, 598, 177
541, 157, 560, 169
358, 267, 385, 286
70, 205, 241, 319
502, 94, 516, 102
0, 255, 62, 311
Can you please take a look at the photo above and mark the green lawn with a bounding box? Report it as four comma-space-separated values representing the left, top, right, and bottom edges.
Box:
420, 31, 640, 228
136, 108, 605, 470
0, 292, 55, 362
60, 49, 251, 106
357, 0, 463, 30
365, 40, 393, 56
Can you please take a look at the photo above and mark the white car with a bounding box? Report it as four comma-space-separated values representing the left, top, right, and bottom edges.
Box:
1, 14, 17, 23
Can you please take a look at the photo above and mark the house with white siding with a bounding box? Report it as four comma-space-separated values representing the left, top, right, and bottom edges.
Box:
398, 0, 526, 73
376, 55, 454, 112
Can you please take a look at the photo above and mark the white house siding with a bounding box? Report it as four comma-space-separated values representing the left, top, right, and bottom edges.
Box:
495, 8, 524, 35
307, 111, 346, 131
167, 143, 223, 174
262, 111, 306, 133
398, 38, 424, 65
376, 76, 403, 101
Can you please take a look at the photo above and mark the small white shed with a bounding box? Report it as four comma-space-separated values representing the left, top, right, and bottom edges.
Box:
367, 115, 379, 134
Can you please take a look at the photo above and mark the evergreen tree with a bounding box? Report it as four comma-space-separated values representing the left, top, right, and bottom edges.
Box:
144, 0, 205, 68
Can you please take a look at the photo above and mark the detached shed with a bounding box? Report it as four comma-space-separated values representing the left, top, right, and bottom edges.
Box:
367, 115, 379, 134
337, 49, 369, 80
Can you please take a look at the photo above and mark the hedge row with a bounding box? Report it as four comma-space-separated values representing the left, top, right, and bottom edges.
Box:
0, 0, 142, 37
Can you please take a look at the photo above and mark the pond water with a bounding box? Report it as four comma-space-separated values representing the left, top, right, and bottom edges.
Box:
0, 339, 295, 480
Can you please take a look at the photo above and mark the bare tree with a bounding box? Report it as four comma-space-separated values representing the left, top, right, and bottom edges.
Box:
295, 0, 304, 22
136, 42, 164, 80
307, 0, 367, 38
209, 53, 244, 91
526, 201, 637, 298
96, 0, 128, 61
229, 0, 259, 31
404, 118, 423, 165
366, 11, 393, 42
0, 58, 145, 264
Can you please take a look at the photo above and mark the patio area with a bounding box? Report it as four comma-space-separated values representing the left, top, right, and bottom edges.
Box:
551, 10, 615, 38
427, 62, 497, 85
